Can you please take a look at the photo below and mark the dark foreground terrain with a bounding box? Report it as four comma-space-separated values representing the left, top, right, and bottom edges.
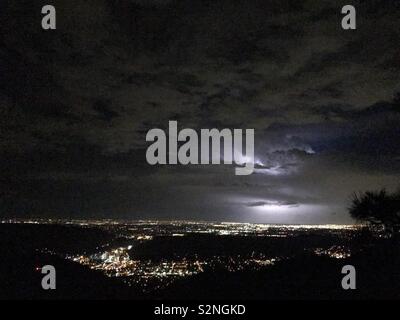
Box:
0, 221, 399, 299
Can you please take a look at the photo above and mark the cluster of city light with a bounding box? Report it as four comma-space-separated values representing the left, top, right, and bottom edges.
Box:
1, 218, 359, 232
313, 246, 351, 259
68, 244, 279, 292
70, 245, 206, 279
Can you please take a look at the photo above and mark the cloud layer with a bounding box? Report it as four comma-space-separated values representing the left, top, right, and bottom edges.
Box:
1, 0, 399, 223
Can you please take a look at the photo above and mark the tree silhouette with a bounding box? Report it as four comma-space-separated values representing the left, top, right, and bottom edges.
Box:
349, 188, 400, 233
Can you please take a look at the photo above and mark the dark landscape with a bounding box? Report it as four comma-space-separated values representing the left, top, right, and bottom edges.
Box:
1, 220, 399, 299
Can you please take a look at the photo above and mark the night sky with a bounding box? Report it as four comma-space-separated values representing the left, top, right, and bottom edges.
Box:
1, 0, 399, 223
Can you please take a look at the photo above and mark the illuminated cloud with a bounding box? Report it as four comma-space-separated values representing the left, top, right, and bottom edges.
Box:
245, 200, 300, 208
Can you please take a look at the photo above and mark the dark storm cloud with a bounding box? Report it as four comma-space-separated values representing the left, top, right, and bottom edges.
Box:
1, 0, 399, 222
245, 200, 299, 208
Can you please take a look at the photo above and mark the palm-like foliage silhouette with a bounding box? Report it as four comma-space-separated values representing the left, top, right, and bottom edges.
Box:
349, 189, 400, 233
